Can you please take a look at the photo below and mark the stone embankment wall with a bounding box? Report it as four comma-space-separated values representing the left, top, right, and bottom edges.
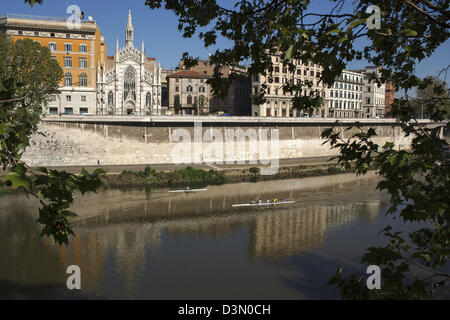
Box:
22, 116, 427, 167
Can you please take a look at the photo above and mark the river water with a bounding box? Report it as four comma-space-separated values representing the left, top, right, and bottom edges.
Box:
0, 172, 421, 299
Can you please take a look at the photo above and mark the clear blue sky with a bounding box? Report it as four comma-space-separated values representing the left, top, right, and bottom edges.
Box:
2, 0, 449, 87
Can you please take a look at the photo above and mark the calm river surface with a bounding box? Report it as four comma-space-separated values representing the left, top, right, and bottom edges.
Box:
0, 172, 424, 299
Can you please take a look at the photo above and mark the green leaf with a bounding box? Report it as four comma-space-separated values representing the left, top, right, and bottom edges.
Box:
326, 28, 341, 35
6, 172, 32, 192
284, 45, 293, 61
62, 210, 77, 218
401, 29, 418, 37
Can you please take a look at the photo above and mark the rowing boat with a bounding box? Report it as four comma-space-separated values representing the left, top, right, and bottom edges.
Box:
169, 188, 207, 193
232, 201, 295, 208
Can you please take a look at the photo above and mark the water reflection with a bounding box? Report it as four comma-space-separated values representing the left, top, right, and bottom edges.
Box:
0, 173, 389, 299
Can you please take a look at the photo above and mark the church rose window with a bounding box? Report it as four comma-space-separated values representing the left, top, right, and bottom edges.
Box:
124, 66, 136, 101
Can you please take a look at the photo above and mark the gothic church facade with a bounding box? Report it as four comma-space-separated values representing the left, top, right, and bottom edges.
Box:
96, 10, 162, 115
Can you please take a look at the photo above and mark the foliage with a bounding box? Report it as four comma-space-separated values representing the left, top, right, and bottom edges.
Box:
249, 167, 260, 175
120, 165, 157, 178
178, 166, 225, 185
0, 34, 105, 245
417, 77, 450, 117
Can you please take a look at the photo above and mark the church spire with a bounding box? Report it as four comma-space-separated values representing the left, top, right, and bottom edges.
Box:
125, 9, 134, 47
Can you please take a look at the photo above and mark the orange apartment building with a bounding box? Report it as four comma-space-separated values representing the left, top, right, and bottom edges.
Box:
0, 13, 107, 115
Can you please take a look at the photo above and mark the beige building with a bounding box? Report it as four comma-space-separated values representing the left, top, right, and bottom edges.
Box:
167, 70, 211, 115
178, 59, 252, 116
328, 70, 365, 118
362, 66, 386, 118
252, 53, 328, 117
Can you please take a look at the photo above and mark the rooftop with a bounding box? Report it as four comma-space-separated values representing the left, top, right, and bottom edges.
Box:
0, 13, 96, 23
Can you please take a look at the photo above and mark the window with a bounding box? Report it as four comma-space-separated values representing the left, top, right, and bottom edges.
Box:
66, 34, 71, 38
274, 77, 279, 83
367, 86, 371, 92
49, 108, 58, 114
199, 87, 205, 93
80, 73, 88, 87
34, 32, 39, 36
186, 85, 193, 92
175, 78, 179, 83
275, 67, 280, 73
297, 69, 301, 75
175, 86, 179, 92
64, 74, 72, 86
80, 44, 87, 53
310, 71, 314, 77
81, 96, 86, 102
330, 90, 334, 97
18, 31, 23, 35
49, 42, 56, 51
146, 92, 152, 107
51, 33, 55, 37
51, 95, 57, 101
79, 58, 88, 68
303, 70, 307, 76
64, 43, 72, 52
124, 66, 136, 101
66, 95, 72, 102
80, 108, 88, 114
106, 91, 114, 106
367, 98, 371, 104
64, 108, 73, 114
64, 57, 72, 68
187, 95, 193, 105
283, 67, 288, 73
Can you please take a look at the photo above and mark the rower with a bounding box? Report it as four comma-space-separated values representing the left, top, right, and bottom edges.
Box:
273, 197, 278, 204
266, 200, 271, 205
251, 200, 256, 205
258, 199, 263, 205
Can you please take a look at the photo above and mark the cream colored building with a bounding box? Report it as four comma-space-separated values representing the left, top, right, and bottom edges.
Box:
328, 70, 364, 118
167, 70, 211, 115
252, 53, 328, 117
362, 66, 386, 118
